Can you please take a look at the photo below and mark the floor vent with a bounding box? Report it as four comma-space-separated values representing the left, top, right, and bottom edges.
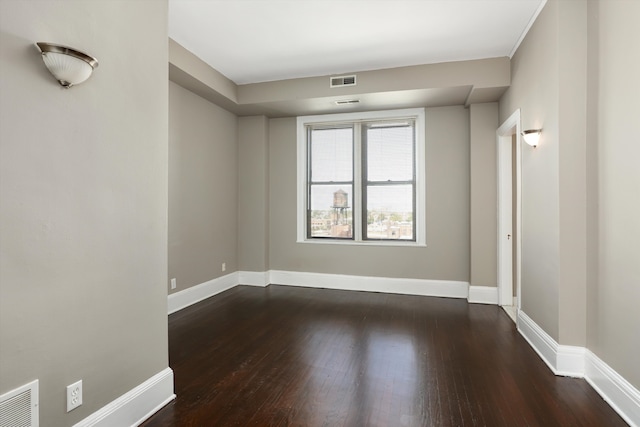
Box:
330, 75, 356, 88
0, 380, 38, 427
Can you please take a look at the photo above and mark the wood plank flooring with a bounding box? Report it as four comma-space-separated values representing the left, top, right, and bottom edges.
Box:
142, 285, 627, 426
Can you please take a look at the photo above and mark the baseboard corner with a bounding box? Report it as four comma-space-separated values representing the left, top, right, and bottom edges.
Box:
517, 311, 639, 425
467, 285, 499, 305
238, 270, 270, 287
517, 310, 560, 375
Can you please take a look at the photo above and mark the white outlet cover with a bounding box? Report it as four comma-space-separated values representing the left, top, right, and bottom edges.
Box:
170, 278, 177, 289
66, 380, 83, 412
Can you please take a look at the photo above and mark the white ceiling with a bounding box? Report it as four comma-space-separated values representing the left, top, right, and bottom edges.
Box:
169, 0, 545, 85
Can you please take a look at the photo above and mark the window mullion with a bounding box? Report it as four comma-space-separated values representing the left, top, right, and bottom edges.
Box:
365, 180, 414, 186
309, 180, 353, 185
306, 126, 312, 238
353, 123, 363, 242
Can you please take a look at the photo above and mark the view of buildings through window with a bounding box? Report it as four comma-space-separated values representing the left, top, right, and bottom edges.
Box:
308, 121, 415, 240
309, 187, 414, 240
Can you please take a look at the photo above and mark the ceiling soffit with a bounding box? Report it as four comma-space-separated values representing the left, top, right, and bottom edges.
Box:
169, 39, 510, 118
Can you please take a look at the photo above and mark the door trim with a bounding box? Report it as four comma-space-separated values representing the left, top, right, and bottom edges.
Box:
496, 109, 522, 313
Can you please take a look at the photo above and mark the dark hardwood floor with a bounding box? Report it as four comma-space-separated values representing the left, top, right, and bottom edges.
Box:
142, 285, 626, 427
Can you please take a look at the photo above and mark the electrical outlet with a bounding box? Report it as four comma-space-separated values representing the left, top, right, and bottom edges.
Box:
170, 278, 177, 289
222, 262, 226, 272
66, 380, 82, 412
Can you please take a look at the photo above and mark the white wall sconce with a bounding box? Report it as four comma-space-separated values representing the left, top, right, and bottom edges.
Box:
521, 129, 542, 147
36, 42, 99, 88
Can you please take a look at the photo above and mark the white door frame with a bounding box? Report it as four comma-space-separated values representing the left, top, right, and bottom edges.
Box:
496, 109, 522, 313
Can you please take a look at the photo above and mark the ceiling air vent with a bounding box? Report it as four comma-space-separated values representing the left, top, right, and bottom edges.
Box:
334, 99, 360, 105
330, 75, 356, 88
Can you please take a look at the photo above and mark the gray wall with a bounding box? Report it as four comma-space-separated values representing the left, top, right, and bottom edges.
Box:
268, 106, 470, 282
0, 1, 169, 425
469, 103, 499, 287
238, 116, 270, 272
500, 0, 561, 341
556, 0, 588, 348
169, 81, 238, 291
587, 0, 640, 389
500, 0, 640, 390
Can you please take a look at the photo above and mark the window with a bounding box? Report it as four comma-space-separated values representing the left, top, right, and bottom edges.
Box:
297, 108, 425, 246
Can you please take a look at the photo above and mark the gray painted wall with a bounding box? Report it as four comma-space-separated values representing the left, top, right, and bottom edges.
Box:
469, 103, 499, 287
0, 1, 169, 425
169, 81, 238, 291
557, 0, 588, 347
588, 0, 640, 390
268, 106, 470, 282
238, 116, 270, 272
499, 0, 561, 341
501, 0, 639, 389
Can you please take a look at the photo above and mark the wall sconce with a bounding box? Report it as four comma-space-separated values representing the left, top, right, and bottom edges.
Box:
36, 42, 98, 88
521, 129, 542, 147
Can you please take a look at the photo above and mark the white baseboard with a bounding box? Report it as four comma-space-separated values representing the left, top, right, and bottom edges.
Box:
268, 270, 469, 299
517, 310, 564, 374
467, 285, 499, 305
73, 367, 175, 427
585, 351, 640, 427
238, 271, 269, 287
518, 310, 640, 426
517, 310, 583, 377
169, 270, 477, 313
168, 272, 239, 314
168, 270, 469, 315
557, 345, 586, 377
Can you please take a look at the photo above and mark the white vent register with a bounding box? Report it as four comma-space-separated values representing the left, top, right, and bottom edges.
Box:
330, 75, 356, 87
0, 380, 39, 427
334, 99, 360, 105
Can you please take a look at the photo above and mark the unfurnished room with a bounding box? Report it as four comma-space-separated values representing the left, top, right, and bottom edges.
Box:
1, 1, 639, 426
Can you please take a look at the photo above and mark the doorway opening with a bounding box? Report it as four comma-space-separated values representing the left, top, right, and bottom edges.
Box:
496, 110, 522, 324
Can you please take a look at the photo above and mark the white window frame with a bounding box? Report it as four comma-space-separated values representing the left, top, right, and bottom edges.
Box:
296, 108, 426, 246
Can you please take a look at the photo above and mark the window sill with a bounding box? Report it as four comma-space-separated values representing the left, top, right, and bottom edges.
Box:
296, 238, 427, 248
